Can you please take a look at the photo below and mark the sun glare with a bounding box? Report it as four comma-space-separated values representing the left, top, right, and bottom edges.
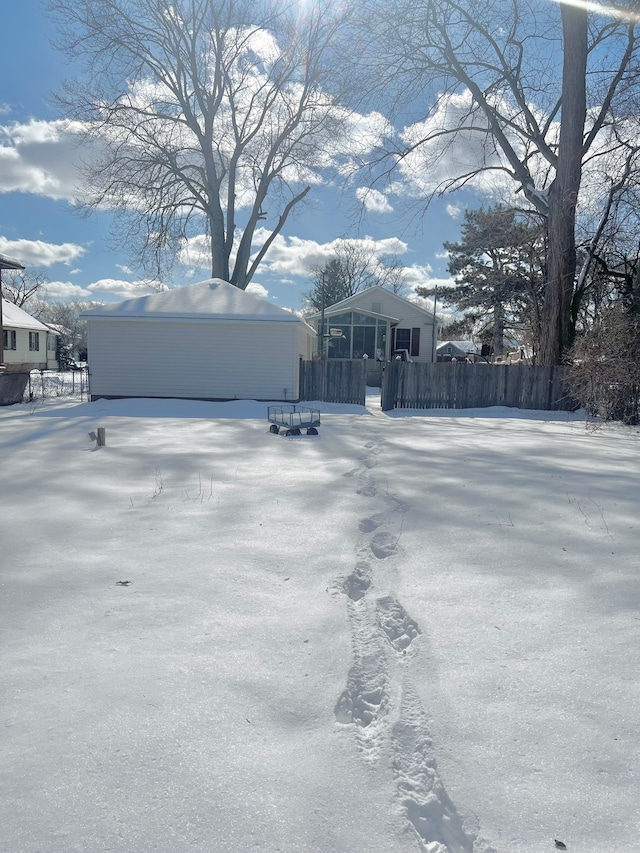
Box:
552, 0, 640, 22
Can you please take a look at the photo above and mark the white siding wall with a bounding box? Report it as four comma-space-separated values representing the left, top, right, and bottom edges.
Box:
3, 327, 47, 369
296, 323, 315, 363
88, 318, 311, 400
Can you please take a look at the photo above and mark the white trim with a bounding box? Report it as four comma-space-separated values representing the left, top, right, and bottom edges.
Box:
307, 306, 400, 324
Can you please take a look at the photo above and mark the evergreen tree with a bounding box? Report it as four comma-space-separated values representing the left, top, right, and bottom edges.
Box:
417, 206, 545, 357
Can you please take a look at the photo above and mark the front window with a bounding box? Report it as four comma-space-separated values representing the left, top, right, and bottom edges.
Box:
352, 325, 376, 359
3, 329, 16, 350
328, 312, 352, 325
393, 327, 421, 357
352, 311, 376, 325
322, 313, 389, 360
29, 331, 40, 351
395, 328, 411, 351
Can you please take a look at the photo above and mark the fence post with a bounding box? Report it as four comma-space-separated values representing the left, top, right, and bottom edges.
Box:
381, 360, 397, 411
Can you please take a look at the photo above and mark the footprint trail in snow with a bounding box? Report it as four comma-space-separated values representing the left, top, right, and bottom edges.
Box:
333, 429, 492, 853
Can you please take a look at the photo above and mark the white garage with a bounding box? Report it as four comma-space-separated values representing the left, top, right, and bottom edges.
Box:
83, 279, 315, 402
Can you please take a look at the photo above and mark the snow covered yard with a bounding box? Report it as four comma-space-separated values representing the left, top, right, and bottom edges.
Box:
1, 394, 638, 853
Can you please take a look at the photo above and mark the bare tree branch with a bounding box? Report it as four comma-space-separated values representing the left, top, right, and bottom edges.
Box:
47, 0, 355, 288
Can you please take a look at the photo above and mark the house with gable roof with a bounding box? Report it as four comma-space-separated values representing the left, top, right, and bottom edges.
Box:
436, 340, 480, 362
306, 285, 438, 364
1, 300, 59, 372
82, 278, 316, 401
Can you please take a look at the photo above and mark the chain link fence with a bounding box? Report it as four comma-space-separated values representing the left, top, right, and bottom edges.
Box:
22, 368, 90, 402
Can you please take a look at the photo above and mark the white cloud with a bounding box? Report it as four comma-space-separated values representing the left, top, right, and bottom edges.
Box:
238, 27, 282, 66
245, 281, 269, 299
0, 236, 86, 267
400, 265, 454, 300
177, 234, 211, 270
435, 250, 450, 259
421, 276, 457, 290
388, 89, 551, 208
389, 86, 640, 233
0, 83, 389, 235
336, 111, 393, 177
87, 278, 166, 297
250, 229, 409, 278
177, 230, 410, 284
392, 264, 457, 312
401, 264, 434, 292
42, 281, 93, 299
355, 187, 393, 214
0, 119, 86, 201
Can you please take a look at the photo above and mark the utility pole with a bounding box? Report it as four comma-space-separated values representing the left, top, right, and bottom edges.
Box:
318, 272, 326, 361
319, 273, 326, 401
431, 285, 438, 363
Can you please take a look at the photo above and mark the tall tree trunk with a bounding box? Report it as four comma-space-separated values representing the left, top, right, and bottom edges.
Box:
492, 300, 505, 356
539, 3, 587, 365
208, 204, 228, 282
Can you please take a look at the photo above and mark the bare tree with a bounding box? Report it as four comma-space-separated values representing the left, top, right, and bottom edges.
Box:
353, 0, 640, 364
48, 0, 354, 288
568, 303, 640, 424
303, 238, 407, 311
573, 137, 640, 329
0, 271, 49, 313
39, 300, 94, 361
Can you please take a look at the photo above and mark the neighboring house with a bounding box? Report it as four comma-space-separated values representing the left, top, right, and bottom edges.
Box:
307, 286, 438, 363
82, 278, 316, 401
436, 340, 480, 362
1, 300, 59, 371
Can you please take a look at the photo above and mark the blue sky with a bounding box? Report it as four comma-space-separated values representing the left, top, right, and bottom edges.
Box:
0, 0, 479, 312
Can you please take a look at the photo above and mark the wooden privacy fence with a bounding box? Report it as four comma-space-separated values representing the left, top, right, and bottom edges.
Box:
381, 361, 576, 412
299, 359, 366, 405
